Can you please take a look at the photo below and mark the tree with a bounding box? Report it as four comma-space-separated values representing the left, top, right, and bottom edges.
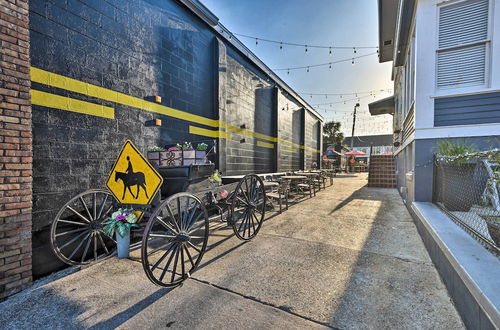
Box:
323, 121, 344, 145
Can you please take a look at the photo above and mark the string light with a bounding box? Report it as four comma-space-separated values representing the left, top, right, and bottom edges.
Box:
280, 42, 283, 50
307, 66, 310, 72
305, 45, 308, 52
255, 38, 258, 45
329, 63, 332, 70
299, 89, 392, 96
351, 58, 355, 65
233, 32, 378, 51
329, 47, 332, 55
353, 47, 357, 54
272, 52, 376, 71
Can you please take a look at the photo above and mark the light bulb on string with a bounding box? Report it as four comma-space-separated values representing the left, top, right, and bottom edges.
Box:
351, 58, 355, 65
329, 63, 332, 70
280, 42, 283, 50
255, 38, 258, 45
305, 45, 308, 53
329, 47, 332, 55
306, 66, 310, 72
353, 47, 356, 54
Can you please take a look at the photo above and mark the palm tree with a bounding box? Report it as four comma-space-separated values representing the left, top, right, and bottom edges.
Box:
323, 121, 344, 145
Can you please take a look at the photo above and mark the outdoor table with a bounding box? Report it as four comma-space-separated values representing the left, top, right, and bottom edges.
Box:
263, 181, 279, 189
280, 175, 307, 193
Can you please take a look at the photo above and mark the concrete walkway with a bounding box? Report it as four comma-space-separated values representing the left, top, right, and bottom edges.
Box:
0, 174, 464, 329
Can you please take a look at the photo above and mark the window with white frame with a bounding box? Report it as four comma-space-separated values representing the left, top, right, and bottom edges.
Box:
437, 0, 490, 89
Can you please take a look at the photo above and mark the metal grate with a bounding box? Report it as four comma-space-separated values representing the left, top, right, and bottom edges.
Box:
434, 151, 500, 256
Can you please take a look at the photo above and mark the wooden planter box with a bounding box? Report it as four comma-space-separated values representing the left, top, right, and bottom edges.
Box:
195, 150, 206, 164
182, 150, 196, 166
160, 150, 182, 167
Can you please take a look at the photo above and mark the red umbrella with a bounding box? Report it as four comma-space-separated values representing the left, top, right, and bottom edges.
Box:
345, 150, 367, 156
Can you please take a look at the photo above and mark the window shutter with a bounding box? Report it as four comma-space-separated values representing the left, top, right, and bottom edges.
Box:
437, 44, 486, 88
437, 0, 489, 89
439, 0, 489, 48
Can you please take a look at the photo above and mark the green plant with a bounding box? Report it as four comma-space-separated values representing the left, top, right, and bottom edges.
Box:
103, 209, 139, 238
208, 170, 222, 185
181, 142, 194, 150
149, 146, 163, 152
437, 140, 477, 156
323, 121, 344, 145
197, 143, 208, 151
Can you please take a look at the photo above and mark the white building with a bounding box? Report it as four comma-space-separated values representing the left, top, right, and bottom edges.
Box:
370, 0, 500, 203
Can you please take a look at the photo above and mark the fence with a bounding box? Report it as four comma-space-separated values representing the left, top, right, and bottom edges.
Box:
434, 150, 500, 255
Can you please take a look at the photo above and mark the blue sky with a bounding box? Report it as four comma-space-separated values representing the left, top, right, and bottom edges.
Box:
201, 0, 394, 136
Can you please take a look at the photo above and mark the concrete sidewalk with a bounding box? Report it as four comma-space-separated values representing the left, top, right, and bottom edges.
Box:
0, 174, 464, 329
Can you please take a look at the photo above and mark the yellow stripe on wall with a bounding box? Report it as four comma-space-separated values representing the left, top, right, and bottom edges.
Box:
256, 141, 274, 149
31, 89, 115, 119
30, 67, 321, 151
189, 125, 231, 140
30, 67, 218, 127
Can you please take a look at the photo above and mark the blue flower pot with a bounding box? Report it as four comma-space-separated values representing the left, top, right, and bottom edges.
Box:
116, 231, 130, 259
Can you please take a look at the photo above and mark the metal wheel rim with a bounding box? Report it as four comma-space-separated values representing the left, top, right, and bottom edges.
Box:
50, 189, 116, 266
141, 192, 209, 287
230, 174, 266, 240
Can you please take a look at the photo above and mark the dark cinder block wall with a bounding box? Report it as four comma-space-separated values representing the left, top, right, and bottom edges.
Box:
27, 0, 322, 278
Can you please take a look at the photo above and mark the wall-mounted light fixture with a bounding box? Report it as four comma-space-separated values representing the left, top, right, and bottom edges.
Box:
145, 118, 162, 127
240, 138, 246, 143
155, 96, 162, 103
239, 124, 246, 129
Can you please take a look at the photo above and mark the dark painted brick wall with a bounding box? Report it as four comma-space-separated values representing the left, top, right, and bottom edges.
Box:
277, 90, 303, 171
219, 46, 276, 175
28, 0, 322, 277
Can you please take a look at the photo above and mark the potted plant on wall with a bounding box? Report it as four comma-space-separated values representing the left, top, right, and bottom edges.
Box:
196, 143, 208, 164
182, 142, 196, 165
103, 209, 139, 259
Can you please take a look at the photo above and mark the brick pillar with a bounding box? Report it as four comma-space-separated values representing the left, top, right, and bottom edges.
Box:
0, 0, 32, 301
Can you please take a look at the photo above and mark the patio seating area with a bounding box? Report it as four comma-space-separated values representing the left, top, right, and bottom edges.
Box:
222, 169, 335, 214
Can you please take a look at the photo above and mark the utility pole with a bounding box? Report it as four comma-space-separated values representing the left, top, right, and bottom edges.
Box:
350, 103, 360, 150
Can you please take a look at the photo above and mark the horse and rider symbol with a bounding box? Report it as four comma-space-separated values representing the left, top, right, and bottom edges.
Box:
114, 156, 148, 200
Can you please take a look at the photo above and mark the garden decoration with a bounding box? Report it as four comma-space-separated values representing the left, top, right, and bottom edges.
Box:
103, 209, 139, 258
49, 139, 267, 288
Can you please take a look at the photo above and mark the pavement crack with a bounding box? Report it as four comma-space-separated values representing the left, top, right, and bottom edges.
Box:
190, 276, 341, 330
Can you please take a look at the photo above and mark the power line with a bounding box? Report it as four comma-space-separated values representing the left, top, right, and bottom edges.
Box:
232, 32, 378, 51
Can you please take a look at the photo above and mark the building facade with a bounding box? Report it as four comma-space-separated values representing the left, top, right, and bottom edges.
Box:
372, 0, 500, 203
0, 0, 322, 299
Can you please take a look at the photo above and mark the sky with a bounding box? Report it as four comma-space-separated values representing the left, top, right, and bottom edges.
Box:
201, 0, 394, 137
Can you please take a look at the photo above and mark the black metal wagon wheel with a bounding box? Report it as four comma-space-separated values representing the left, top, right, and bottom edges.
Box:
50, 189, 116, 265
141, 192, 209, 287
230, 174, 266, 240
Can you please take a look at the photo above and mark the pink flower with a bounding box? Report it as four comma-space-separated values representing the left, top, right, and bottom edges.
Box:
219, 190, 228, 198
116, 214, 126, 221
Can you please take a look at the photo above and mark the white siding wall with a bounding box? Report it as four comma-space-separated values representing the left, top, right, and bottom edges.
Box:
413, 0, 500, 138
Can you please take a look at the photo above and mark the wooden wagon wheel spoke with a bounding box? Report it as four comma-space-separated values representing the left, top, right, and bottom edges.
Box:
51, 190, 116, 266
159, 245, 179, 282
55, 227, 89, 238
230, 175, 266, 241
81, 232, 94, 264
165, 204, 182, 233
67, 206, 91, 223
67, 232, 92, 260
142, 192, 209, 288
151, 242, 176, 271
155, 216, 178, 235
79, 196, 94, 221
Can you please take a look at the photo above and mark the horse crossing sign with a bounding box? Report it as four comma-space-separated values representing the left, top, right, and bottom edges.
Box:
106, 140, 163, 205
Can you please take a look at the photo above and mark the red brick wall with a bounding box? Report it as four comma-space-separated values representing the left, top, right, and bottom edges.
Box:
368, 155, 396, 188
0, 0, 32, 301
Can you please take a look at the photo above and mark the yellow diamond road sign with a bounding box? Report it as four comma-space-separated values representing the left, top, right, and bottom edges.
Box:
106, 140, 163, 205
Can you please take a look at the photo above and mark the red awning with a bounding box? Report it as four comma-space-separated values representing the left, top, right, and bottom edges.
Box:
345, 150, 367, 156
